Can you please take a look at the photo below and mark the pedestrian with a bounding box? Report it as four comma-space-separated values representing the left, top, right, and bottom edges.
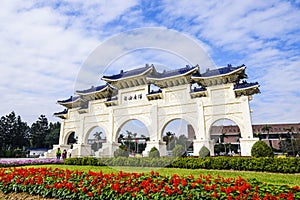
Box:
56, 148, 62, 159
62, 149, 67, 160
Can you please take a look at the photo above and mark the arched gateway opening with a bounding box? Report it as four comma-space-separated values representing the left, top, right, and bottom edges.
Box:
117, 119, 149, 156
210, 119, 241, 156
162, 119, 195, 156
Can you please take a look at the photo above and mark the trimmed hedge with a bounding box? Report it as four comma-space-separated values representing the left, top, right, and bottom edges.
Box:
63, 156, 300, 173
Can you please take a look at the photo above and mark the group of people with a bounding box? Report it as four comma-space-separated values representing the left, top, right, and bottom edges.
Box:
56, 148, 68, 160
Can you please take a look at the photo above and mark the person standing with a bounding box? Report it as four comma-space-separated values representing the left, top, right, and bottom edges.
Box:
56, 148, 62, 159
62, 149, 67, 160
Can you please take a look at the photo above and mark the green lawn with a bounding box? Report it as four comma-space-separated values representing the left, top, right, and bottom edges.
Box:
27, 164, 300, 186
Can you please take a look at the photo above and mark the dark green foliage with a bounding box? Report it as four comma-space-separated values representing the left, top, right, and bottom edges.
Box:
114, 145, 129, 157
0, 111, 30, 150
199, 146, 210, 158
62, 156, 300, 173
172, 144, 185, 157
251, 140, 274, 157
149, 147, 160, 158
44, 122, 60, 148
30, 115, 49, 148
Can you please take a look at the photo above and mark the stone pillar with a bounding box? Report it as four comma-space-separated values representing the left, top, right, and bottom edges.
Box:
71, 144, 92, 157
58, 120, 65, 145
193, 139, 215, 156
142, 141, 167, 157
239, 138, 259, 156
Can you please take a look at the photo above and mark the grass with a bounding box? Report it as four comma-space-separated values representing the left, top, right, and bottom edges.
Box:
25, 164, 300, 186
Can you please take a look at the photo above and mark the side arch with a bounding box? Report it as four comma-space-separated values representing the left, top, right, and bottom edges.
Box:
62, 130, 76, 145
206, 115, 244, 139
83, 125, 109, 144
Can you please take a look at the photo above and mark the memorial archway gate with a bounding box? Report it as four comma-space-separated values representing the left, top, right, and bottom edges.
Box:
47, 64, 259, 158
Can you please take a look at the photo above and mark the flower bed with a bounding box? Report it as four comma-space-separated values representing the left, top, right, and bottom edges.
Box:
0, 167, 299, 199
0, 158, 63, 167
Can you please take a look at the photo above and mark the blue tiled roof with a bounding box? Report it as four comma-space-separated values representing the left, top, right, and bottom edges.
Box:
54, 109, 68, 115
102, 65, 153, 80
147, 65, 198, 79
76, 84, 108, 94
234, 81, 259, 90
57, 96, 80, 103
194, 64, 245, 78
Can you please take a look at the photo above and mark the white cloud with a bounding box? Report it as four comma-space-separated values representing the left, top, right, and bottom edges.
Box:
0, 0, 299, 125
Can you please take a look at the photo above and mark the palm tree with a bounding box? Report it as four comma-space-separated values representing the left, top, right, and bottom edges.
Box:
93, 131, 102, 142
262, 125, 273, 148
166, 131, 175, 150
219, 131, 228, 154
126, 130, 133, 153
93, 131, 103, 149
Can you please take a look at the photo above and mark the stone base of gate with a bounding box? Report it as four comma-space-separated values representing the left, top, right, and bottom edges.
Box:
239, 138, 259, 156
95, 142, 120, 158
44, 144, 71, 158
142, 141, 167, 157
70, 144, 93, 157
193, 139, 215, 156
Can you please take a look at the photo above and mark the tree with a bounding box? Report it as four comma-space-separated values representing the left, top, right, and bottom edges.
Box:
199, 146, 210, 158
164, 131, 175, 150
262, 125, 273, 148
0, 111, 30, 150
30, 115, 49, 148
285, 127, 296, 156
93, 131, 103, 149
44, 122, 60, 148
172, 144, 185, 157
251, 140, 274, 157
93, 131, 103, 141
149, 147, 160, 158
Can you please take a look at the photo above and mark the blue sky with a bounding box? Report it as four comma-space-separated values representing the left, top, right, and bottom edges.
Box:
1, 0, 300, 125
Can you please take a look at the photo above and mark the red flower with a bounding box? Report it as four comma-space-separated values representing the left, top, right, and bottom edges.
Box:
182, 178, 187, 187
87, 192, 93, 197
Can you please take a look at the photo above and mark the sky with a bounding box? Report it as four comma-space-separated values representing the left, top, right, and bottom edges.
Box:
1, 0, 300, 126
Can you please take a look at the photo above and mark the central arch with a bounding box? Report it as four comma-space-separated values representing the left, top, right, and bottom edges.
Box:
116, 119, 150, 156
161, 118, 196, 156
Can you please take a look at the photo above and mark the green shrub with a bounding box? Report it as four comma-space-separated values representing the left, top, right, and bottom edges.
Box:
114, 146, 129, 158
172, 145, 185, 157
199, 146, 210, 158
149, 147, 160, 158
251, 140, 274, 157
